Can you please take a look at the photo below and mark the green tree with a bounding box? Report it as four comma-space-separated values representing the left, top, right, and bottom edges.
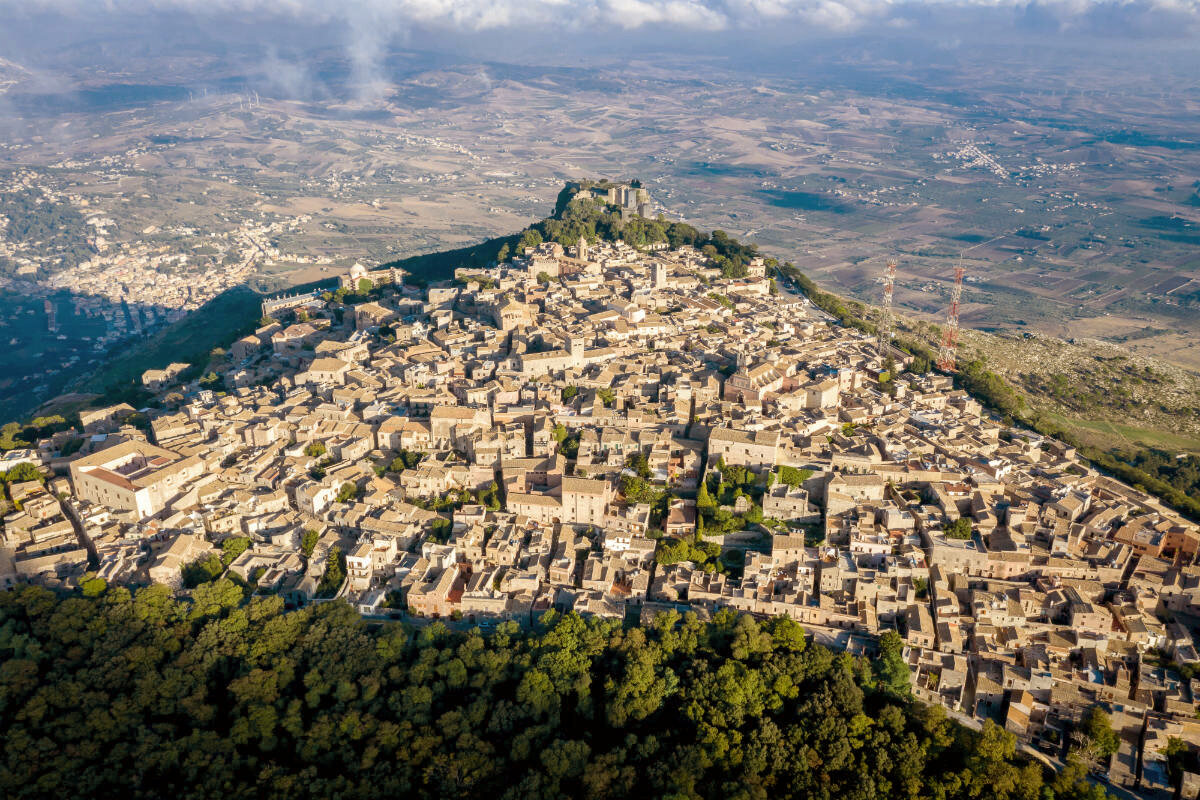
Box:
79, 574, 107, 598
388, 449, 424, 472
552, 423, 569, 445
188, 576, 245, 618
1051, 756, 1110, 800
776, 466, 813, 488
0, 422, 30, 451
300, 529, 319, 558
316, 547, 345, 597
765, 615, 807, 653
945, 517, 972, 539
1162, 737, 1194, 794
1075, 706, 1120, 764
876, 630, 911, 695
429, 517, 453, 543
626, 451, 651, 480
336, 482, 358, 504
304, 442, 327, 458
0, 462, 44, 485
480, 480, 502, 511
0, 587, 1060, 800
182, 553, 225, 588
962, 721, 1035, 800
620, 474, 663, 505
516, 228, 544, 254
560, 432, 580, 459
220, 536, 251, 565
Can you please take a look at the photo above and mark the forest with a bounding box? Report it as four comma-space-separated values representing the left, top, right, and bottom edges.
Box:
0, 584, 1109, 800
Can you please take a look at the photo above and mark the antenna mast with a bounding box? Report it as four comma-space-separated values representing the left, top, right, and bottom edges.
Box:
878, 258, 896, 362
937, 255, 966, 372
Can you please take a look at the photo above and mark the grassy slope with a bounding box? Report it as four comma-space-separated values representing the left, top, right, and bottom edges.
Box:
69, 276, 345, 402
79, 285, 262, 395
887, 318, 1200, 457
955, 328, 1200, 456
381, 233, 518, 284
1037, 411, 1200, 455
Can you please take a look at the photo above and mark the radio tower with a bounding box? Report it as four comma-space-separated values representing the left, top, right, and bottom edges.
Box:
937, 256, 966, 372
878, 259, 896, 361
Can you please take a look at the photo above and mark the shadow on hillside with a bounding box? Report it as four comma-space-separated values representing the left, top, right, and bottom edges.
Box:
0, 283, 276, 422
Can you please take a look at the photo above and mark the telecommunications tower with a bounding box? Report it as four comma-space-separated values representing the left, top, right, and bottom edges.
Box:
878, 259, 896, 362
937, 256, 966, 372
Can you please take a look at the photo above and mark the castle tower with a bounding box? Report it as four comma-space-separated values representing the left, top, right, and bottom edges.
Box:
652, 262, 667, 290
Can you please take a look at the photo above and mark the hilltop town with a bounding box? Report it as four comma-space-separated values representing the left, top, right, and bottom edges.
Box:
2, 225, 1199, 796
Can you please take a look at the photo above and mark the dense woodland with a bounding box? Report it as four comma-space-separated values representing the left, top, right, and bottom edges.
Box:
0, 585, 1111, 800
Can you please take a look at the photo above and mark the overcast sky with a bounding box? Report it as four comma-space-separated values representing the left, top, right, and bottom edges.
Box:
1, 0, 1197, 101
3, 0, 1198, 36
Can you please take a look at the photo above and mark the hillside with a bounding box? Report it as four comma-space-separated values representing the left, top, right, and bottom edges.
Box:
381, 231, 522, 285
886, 317, 1200, 454
378, 179, 682, 285
75, 285, 263, 401
781, 264, 1200, 520
22, 181, 1200, 519
960, 329, 1200, 452
952, 329, 1200, 520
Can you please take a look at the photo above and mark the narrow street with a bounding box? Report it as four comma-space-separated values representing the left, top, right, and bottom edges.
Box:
60, 496, 99, 571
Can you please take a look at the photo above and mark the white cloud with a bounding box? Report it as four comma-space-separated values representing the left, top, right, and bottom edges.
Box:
3, 0, 1196, 34
600, 0, 730, 29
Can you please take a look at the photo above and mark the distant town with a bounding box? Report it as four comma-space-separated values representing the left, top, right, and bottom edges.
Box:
0, 160, 360, 411
2, 193, 1198, 796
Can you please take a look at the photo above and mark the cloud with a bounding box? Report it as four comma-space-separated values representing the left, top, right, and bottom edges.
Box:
2, 0, 1196, 36
1, 0, 1196, 107
344, 5, 407, 102
257, 47, 321, 100
598, 0, 729, 29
